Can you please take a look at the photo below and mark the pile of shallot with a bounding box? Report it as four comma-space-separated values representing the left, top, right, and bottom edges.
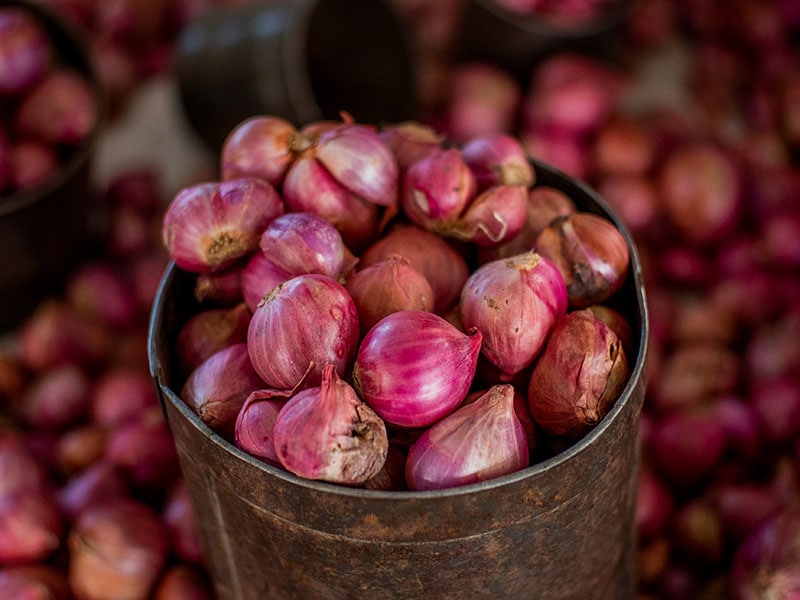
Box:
0, 169, 214, 599
162, 113, 635, 491
0, 5, 99, 197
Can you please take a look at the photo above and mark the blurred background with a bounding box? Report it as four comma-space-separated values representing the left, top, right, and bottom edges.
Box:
1, 0, 799, 598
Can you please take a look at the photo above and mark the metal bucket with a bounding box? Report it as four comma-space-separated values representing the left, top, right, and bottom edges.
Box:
174, 0, 418, 151
148, 159, 648, 600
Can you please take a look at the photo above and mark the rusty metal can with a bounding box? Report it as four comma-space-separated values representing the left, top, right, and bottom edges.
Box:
148, 159, 648, 600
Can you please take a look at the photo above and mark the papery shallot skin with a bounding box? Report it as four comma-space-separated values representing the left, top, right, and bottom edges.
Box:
528, 309, 629, 439
460, 132, 536, 189
181, 343, 265, 439
461, 252, 568, 377
247, 274, 360, 391
353, 310, 482, 428
406, 385, 529, 491
273, 365, 388, 485
162, 178, 284, 273
534, 211, 630, 308
220, 115, 299, 185
234, 389, 290, 468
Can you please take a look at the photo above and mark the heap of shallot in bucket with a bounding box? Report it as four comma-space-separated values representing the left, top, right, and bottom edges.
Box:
161, 113, 634, 491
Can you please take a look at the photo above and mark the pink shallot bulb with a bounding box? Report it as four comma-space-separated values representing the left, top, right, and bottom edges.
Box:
461, 132, 535, 189
454, 184, 528, 246
401, 148, 477, 235
461, 252, 567, 378
353, 310, 482, 428
405, 385, 529, 491
273, 364, 388, 485
220, 115, 299, 185
346, 255, 435, 336
162, 178, 284, 273
175, 302, 251, 376
528, 309, 629, 439
0, 7, 50, 95
240, 252, 292, 313
360, 224, 470, 314
234, 389, 290, 468
258, 212, 346, 280
247, 274, 360, 391
379, 121, 443, 171
534, 211, 630, 308
181, 343, 265, 438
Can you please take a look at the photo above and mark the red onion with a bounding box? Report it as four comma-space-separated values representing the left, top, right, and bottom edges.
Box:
193, 264, 243, 305
181, 343, 265, 438
711, 482, 784, 544
240, 252, 292, 313
18, 300, 112, 371
650, 410, 725, 490
175, 302, 251, 376
220, 115, 299, 185
521, 126, 590, 180
18, 363, 90, 429
401, 149, 477, 234
353, 310, 482, 428
657, 141, 742, 245
360, 224, 470, 314
595, 175, 659, 236
379, 121, 443, 171
55, 424, 107, 475
0, 566, 69, 600
247, 274, 359, 391
346, 255, 435, 336
527, 309, 629, 439
153, 565, 213, 600
90, 368, 159, 428
258, 212, 346, 280
66, 262, 139, 329
14, 68, 98, 146
454, 184, 528, 246
0, 488, 62, 564
652, 341, 740, 412
163, 480, 205, 565
0, 433, 48, 497
460, 132, 535, 189
637, 467, 674, 540
479, 185, 577, 263
710, 395, 762, 460
162, 178, 284, 273
57, 461, 128, 520
68, 498, 170, 600
444, 62, 522, 142
8, 139, 58, 191
105, 406, 180, 493
281, 155, 380, 252
731, 507, 800, 600
234, 388, 290, 467
592, 116, 656, 176
534, 211, 630, 308
0, 7, 50, 95
751, 377, 800, 446
273, 364, 388, 485
405, 385, 529, 491
460, 252, 567, 377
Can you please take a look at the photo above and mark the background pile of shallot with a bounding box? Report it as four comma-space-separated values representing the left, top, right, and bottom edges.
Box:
0, 0, 799, 598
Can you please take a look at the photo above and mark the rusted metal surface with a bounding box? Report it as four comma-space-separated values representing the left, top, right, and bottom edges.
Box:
149, 159, 649, 600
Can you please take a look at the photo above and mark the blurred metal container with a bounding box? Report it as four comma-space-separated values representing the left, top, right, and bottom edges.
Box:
457, 0, 635, 78
148, 158, 649, 600
0, 0, 102, 331
175, 0, 418, 151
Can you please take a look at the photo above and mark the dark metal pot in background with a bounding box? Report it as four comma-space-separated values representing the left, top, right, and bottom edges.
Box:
0, 0, 101, 332
175, 0, 418, 152
149, 159, 649, 600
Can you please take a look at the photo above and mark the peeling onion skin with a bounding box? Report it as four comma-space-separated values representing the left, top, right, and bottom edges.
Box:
162, 178, 284, 273
528, 309, 629, 439
460, 251, 568, 378
353, 310, 482, 428
453, 184, 528, 246
273, 364, 388, 485
247, 274, 360, 391
534, 211, 630, 308
405, 385, 529, 491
